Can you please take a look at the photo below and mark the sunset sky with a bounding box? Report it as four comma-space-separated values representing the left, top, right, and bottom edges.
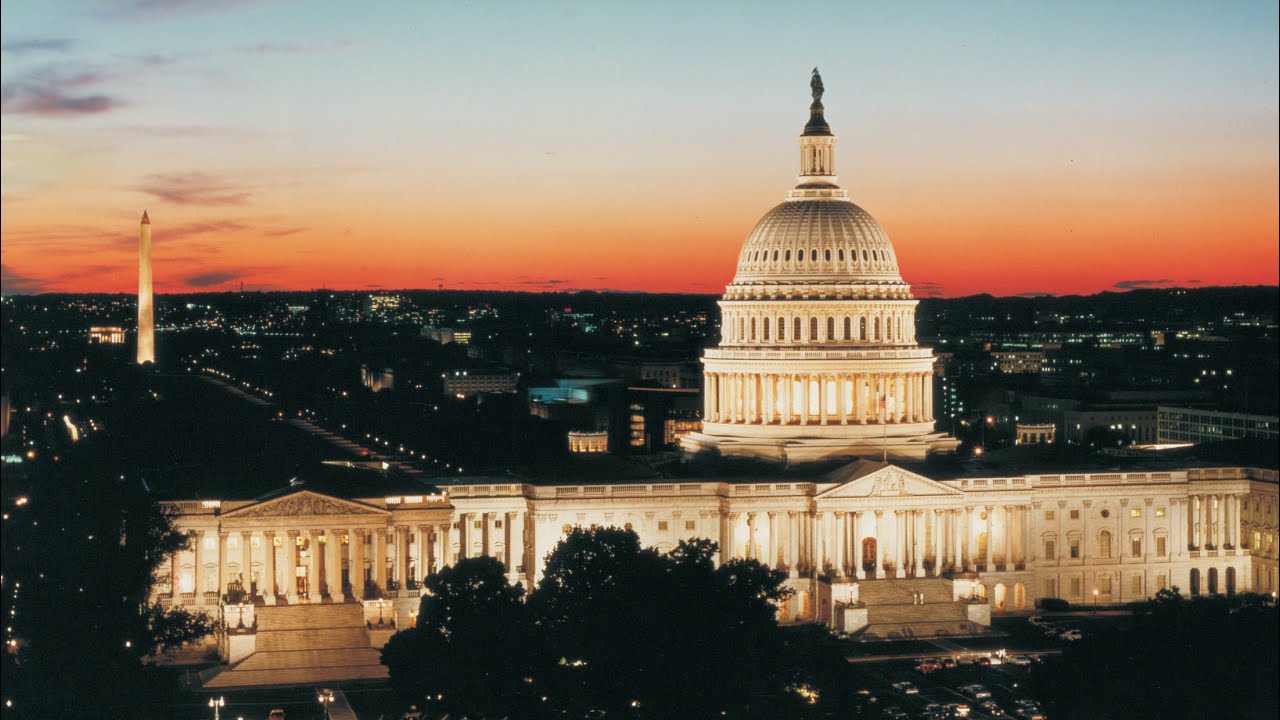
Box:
2, 1, 1277, 297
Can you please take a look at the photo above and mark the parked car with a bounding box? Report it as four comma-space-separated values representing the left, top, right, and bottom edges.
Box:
267, 711, 286, 720
1036, 597, 1071, 612
944, 702, 972, 717
941, 656, 959, 669
960, 684, 993, 700
881, 707, 909, 720
975, 656, 992, 666
890, 681, 920, 694
916, 658, 943, 674
1027, 615, 1050, 627
1007, 654, 1034, 666
1059, 628, 1084, 641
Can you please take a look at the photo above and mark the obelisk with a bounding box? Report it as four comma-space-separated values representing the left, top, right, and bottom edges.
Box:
137, 210, 155, 365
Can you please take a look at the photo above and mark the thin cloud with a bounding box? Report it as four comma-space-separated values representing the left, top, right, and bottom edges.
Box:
111, 0, 274, 22
0, 264, 47, 295
1, 69, 119, 116
2, 38, 74, 54
135, 172, 251, 206
1112, 279, 1171, 290
184, 271, 239, 287
262, 226, 305, 238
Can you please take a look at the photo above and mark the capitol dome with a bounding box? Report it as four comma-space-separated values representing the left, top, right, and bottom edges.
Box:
732, 199, 903, 284
682, 70, 957, 465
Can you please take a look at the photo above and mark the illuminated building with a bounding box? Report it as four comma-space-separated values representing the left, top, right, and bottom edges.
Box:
88, 326, 127, 345
568, 431, 609, 453
1015, 423, 1056, 445
1158, 406, 1279, 445
682, 71, 956, 463
442, 369, 519, 398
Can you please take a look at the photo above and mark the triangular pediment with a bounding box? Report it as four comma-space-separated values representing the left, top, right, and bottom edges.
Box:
222, 490, 389, 519
816, 462, 962, 499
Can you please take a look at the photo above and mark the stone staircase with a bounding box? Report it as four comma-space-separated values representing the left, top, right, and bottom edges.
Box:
205, 603, 388, 688
856, 578, 994, 641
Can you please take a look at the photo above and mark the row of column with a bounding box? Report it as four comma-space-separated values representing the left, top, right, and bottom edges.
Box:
1186, 494, 1245, 550
722, 311, 911, 345
719, 505, 1030, 579
174, 514, 528, 605
704, 371, 933, 426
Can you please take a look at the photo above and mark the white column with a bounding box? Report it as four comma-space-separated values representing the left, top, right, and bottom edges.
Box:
923, 371, 933, 421
786, 512, 798, 577
349, 530, 365, 599
308, 530, 323, 602
893, 511, 905, 577
285, 530, 300, 603
873, 510, 885, 579
855, 375, 867, 424
261, 531, 277, 604
853, 511, 866, 580
374, 528, 388, 593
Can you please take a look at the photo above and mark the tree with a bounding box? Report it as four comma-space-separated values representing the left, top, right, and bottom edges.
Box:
381, 556, 536, 714
2, 471, 216, 718
530, 528, 792, 719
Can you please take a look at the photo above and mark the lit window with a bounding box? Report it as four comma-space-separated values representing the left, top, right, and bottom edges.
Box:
1069, 538, 1080, 559
685, 520, 695, 531
1045, 510, 1055, 521
1130, 508, 1141, 518
1155, 507, 1166, 518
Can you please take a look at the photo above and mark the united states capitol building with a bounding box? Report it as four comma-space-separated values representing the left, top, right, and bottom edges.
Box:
156, 74, 1279, 687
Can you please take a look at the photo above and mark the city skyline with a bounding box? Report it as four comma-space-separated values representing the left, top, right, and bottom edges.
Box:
2, 1, 1278, 298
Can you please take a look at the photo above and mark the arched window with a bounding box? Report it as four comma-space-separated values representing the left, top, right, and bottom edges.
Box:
1098, 530, 1112, 559
861, 249, 868, 261
824, 249, 831, 261
1190, 568, 1201, 595
873, 317, 881, 341
1208, 568, 1219, 595
785, 250, 791, 262
826, 316, 835, 341
749, 317, 756, 341
843, 316, 851, 340
762, 319, 770, 341
810, 249, 818, 262
838, 249, 845, 261
793, 317, 801, 340
778, 317, 786, 341
772, 250, 779, 261
860, 317, 867, 340
809, 317, 818, 342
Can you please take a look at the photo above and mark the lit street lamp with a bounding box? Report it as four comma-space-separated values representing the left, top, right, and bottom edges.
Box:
318, 688, 336, 719
207, 696, 225, 720
1092, 588, 1099, 613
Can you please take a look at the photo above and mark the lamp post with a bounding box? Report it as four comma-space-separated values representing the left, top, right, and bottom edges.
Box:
318, 688, 336, 720
207, 696, 225, 720
1092, 588, 1099, 613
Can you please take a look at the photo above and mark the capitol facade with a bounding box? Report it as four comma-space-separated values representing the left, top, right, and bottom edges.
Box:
155, 75, 1279, 685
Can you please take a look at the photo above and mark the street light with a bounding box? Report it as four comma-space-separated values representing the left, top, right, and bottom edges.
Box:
207, 696, 225, 720
1092, 588, 1099, 613
318, 688, 336, 719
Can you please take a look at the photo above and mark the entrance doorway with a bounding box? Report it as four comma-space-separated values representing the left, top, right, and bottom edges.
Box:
295, 565, 309, 597
861, 538, 877, 574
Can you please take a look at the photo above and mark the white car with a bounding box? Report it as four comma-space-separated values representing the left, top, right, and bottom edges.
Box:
1058, 629, 1083, 641
960, 684, 993, 700
1007, 654, 1034, 665
890, 681, 920, 694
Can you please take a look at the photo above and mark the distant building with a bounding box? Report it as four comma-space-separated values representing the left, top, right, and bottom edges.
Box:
362, 294, 407, 320
992, 351, 1043, 375
568, 431, 608, 454
442, 369, 519, 398
360, 365, 394, 393
1063, 408, 1159, 444
88, 326, 126, 345
421, 327, 456, 344
1015, 423, 1055, 445
1158, 406, 1279, 445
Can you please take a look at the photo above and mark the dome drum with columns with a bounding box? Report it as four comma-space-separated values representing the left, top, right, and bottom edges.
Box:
683, 71, 958, 464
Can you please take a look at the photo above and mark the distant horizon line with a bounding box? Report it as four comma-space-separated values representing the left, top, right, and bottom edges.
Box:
3, 283, 1277, 301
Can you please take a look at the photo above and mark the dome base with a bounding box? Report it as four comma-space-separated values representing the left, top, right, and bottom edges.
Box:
681, 430, 959, 465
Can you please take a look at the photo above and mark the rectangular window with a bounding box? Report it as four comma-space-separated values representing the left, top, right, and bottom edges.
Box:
1131, 537, 1142, 557
1155, 507, 1166, 518
1045, 510, 1055, 521
1132, 576, 1143, 595
1157, 573, 1168, 591
473, 520, 482, 529
1100, 576, 1112, 595
1070, 509, 1080, 520
495, 520, 503, 529
1044, 540, 1056, 559
1045, 578, 1056, 597
658, 521, 669, 531
1130, 508, 1142, 518
1069, 538, 1080, 559
1156, 537, 1166, 556
685, 520, 696, 531
1070, 577, 1082, 596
